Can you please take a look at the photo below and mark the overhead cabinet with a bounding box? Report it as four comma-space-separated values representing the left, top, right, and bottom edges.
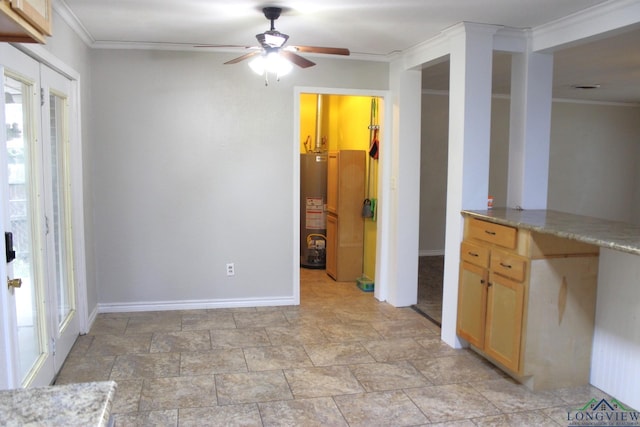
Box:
325, 150, 365, 281
457, 215, 599, 390
0, 0, 52, 43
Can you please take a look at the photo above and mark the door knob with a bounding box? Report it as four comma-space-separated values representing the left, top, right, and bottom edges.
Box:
7, 277, 22, 289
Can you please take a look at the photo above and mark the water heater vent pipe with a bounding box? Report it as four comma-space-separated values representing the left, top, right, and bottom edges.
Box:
314, 94, 323, 153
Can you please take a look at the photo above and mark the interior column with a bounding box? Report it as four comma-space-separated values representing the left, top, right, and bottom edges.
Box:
507, 51, 554, 208
441, 23, 498, 347
382, 60, 422, 307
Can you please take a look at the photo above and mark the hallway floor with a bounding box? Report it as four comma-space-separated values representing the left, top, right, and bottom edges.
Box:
55, 269, 621, 426
414, 256, 444, 326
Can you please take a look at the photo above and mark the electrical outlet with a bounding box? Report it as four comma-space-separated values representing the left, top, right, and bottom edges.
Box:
226, 263, 235, 276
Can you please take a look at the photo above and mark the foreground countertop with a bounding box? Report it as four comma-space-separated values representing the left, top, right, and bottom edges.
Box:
0, 381, 117, 427
462, 208, 640, 256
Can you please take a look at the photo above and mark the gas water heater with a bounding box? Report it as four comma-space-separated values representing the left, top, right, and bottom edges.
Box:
300, 152, 327, 268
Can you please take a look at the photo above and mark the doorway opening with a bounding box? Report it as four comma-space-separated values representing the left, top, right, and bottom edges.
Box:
414, 85, 449, 326
296, 90, 385, 302
414, 52, 512, 326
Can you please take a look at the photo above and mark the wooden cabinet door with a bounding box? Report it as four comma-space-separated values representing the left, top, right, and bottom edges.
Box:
325, 214, 338, 279
10, 0, 51, 35
0, 0, 51, 43
457, 261, 488, 348
485, 272, 525, 373
326, 152, 338, 214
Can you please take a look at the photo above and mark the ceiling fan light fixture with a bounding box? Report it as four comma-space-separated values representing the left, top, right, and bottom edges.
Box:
258, 31, 289, 48
249, 51, 293, 76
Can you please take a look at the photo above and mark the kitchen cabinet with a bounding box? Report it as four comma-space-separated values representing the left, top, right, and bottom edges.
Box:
457, 215, 599, 390
325, 150, 365, 281
484, 271, 525, 372
457, 259, 487, 348
0, 0, 51, 43
457, 223, 526, 373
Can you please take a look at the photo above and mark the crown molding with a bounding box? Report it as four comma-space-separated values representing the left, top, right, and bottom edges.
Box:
53, 0, 95, 46
422, 88, 640, 107
532, 0, 640, 52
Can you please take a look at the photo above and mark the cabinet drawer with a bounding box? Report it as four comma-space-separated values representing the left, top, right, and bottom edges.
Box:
468, 218, 517, 249
460, 241, 489, 268
490, 249, 527, 282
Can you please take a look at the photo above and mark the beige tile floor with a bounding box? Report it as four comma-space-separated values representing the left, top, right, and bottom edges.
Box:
414, 256, 444, 325
55, 268, 627, 426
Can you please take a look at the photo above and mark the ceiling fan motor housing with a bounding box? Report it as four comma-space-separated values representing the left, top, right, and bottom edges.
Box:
263, 7, 282, 23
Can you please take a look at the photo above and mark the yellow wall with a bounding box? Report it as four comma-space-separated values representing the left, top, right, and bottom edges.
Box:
299, 93, 381, 282
300, 93, 318, 152
334, 96, 372, 150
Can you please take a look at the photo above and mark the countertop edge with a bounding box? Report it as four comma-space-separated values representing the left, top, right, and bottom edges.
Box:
462, 209, 640, 256
100, 380, 118, 427
0, 380, 118, 427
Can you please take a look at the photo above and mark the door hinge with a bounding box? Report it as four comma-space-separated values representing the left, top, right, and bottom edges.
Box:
45, 215, 50, 235
51, 337, 56, 356
40, 88, 45, 106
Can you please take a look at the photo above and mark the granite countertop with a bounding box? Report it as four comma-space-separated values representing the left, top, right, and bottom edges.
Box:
0, 381, 117, 427
462, 208, 640, 256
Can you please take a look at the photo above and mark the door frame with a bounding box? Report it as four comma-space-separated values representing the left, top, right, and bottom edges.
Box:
15, 43, 88, 334
292, 87, 392, 304
0, 43, 87, 389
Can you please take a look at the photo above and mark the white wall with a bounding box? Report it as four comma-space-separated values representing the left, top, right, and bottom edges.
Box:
592, 249, 640, 410
89, 50, 388, 308
488, 97, 510, 208
419, 93, 448, 255
635, 148, 640, 223
418, 94, 511, 254
548, 101, 640, 223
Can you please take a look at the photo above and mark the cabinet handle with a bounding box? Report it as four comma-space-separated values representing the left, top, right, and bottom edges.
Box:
487, 282, 492, 287
484, 230, 496, 236
480, 279, 485, 284
468, 252, 479, 257
499, 262, 512, 269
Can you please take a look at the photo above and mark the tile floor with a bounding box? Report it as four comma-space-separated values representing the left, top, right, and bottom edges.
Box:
55, 268, 627, 426
414, 256, 444, 325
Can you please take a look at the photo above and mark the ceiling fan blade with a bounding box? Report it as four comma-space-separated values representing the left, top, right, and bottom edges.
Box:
224, 51, 261, 65
291, 46, 350, 56
280, 50, 316, 68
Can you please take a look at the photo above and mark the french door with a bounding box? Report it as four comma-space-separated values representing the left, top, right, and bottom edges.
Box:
1, 44, 79, 388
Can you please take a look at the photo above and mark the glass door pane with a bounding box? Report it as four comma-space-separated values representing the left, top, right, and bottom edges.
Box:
48, 91, 74, 330
4, 75, 45, 383
41, 64, 79, 374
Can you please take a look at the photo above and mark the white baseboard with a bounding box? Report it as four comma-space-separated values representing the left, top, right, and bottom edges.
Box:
97, 296, 298, 313
82, 305, 99, 334
419, 249, 445, 256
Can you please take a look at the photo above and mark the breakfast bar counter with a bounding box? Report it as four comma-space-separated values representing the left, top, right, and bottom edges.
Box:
458, 208, 640, 409
462, 208, 640, 255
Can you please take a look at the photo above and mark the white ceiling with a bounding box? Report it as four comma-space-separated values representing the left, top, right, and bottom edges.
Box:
59, 0, 640, 103
422, 28, 640, 103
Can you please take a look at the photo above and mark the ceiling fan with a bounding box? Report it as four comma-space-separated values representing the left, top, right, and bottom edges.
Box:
200, 7, 350, 71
